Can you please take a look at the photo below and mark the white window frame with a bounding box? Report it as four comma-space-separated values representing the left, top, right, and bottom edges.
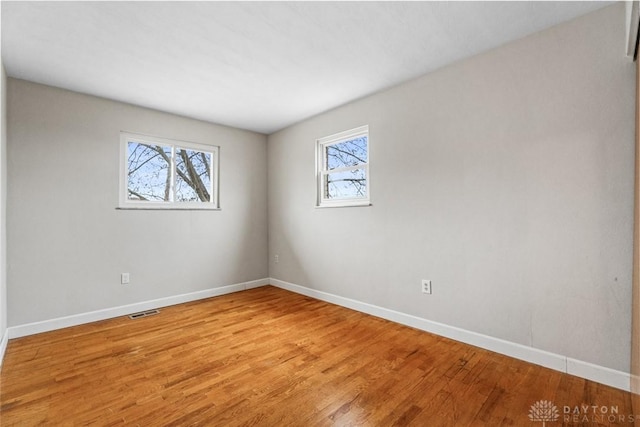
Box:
119, 132, 220, 210
316, 125, 370, 208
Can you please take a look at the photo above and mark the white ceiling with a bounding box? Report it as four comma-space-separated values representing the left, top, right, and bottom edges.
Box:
1, 1, 614, 134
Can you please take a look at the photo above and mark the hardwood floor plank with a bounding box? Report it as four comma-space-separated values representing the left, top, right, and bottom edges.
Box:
0, 286, 634, 426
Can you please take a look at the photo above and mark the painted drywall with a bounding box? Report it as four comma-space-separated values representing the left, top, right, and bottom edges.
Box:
268, 3, 635, 372
0, 64, 7, 346
7, 79, 268, 326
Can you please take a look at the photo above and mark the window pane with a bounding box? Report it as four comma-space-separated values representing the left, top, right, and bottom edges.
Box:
175, 148, 212, 202
324, 169, 367, 200
326, 135, 368, 170
127, 142, 171, 201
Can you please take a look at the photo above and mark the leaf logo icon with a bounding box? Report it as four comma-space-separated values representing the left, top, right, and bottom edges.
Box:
529, 400, 559, 426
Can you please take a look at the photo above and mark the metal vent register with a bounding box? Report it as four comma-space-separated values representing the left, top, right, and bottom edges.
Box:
128, 309, 160, 320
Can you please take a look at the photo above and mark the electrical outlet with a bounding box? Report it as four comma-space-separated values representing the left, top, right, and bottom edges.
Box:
121, 273, 130, 285
421, 279, 431, 294
275, 254, 279, 263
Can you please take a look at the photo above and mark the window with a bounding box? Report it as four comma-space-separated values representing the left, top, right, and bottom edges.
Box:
119, 132, 219, 209
316, 125, 370, 207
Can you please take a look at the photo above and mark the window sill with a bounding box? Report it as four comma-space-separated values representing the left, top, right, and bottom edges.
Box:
116, 206, 221, 211
315, 201, 372, 209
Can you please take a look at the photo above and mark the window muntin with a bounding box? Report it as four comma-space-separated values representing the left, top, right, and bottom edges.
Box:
119, 132, 219, 209
317, 126, 369, 207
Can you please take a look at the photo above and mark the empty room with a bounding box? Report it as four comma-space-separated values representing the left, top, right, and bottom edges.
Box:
1, 1, 640, 425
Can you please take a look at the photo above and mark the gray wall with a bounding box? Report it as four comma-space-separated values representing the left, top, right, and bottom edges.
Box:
1, 64, 6, 341
268, 4, 635, 372
7, 79, 268, 326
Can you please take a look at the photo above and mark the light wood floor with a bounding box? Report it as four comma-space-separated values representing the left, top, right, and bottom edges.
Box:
0, 286, 634, 426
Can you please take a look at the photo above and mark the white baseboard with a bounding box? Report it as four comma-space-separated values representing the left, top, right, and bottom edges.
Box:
4, 277, 630, 391
269, 278, 630, 392
0, 329, 8, 368
7, 278, 269, 339
567, 358, 631, 392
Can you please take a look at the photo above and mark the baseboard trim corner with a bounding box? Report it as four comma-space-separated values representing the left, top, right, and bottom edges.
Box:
7, 278, 270, 339
269, 277, 630, 392
567, 358, 631, 392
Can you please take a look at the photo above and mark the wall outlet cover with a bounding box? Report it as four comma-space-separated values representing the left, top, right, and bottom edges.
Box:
422, 279, 431, 294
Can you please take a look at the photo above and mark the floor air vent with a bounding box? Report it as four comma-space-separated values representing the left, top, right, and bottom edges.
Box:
128, 309, 160, 320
